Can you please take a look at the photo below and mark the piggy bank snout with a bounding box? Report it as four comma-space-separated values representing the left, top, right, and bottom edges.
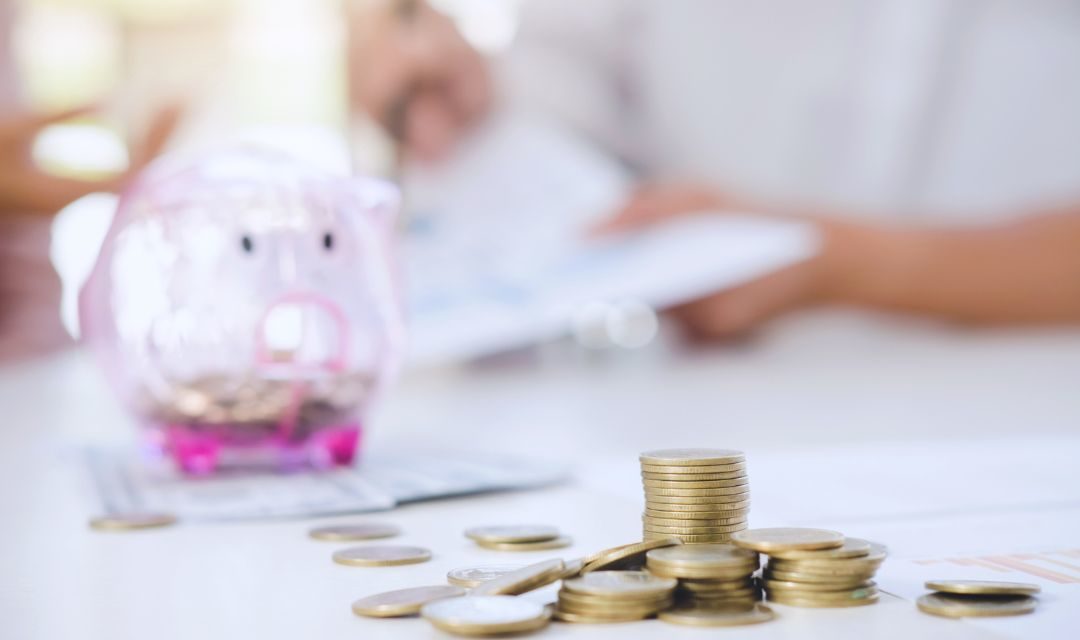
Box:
256, 292, 351, 373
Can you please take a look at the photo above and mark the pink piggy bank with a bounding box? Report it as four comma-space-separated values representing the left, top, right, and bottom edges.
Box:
80, 147, 405, 474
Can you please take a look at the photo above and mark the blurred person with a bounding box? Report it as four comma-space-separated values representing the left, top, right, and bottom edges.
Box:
0, 1, 180, 362
349, 0, 1080, 338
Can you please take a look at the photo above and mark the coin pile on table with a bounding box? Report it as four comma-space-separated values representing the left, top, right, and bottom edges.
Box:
645, 543, 762, 610
639, 448, 750, 543
465, 525, 572, 551
554, 571, 677, 623
734, 528, 886, 608
917, 580, 1039, 618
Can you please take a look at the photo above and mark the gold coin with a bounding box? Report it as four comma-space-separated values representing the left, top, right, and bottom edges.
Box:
645, 523, 748, 535
645, 486, 750, 498
556, 600, 670, 617
679, 577, 756, 591
581, 538, 683, 573
558, 588, 673, 606
640, 449, 746, 466
764, 579, 874, 593
553, 608, 648, 623
766, 537, 876, 560
645, 533, 739, 544
924, 580, 1041, 596
731, 528, 843, 552
309, 523, 401, 542
767, 586, 878, 603
650, 565, 756, 580
642, 470, 748, 482
584, 543, 634, 565
474, 536, 573, 552
644, 515, 748, 527
768, 561, 885, 574
645, 494, 750, 505
643, 478, 749, 489
89, 512, 177, 531
768, 593, 879, 608
916, 593, 1037, 618
465, 525, 560, 544
446, 565, 525, 588
647, 544, 759, 570
422, 595, 552, 635
680, 587, 759, 600
644, 501, 751, 513
563, 570, 677, 598
659, 604, 774, 627
470, 559, 566, 596
764, 569, 872, 585
635, 461, 747, 472
332, 545, 432, 567
351, 585, 466, 617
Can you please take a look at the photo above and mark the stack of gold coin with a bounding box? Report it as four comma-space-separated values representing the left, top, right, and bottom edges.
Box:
555, 571, 677, 623
733, 528, 886, 608
640, 449, 750, 544
465, 525, 572, 551
917, 580, 1040, 618
645, 544, 761, 609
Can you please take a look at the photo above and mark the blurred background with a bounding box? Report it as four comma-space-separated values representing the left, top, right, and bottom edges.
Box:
4, 0, 1080, 369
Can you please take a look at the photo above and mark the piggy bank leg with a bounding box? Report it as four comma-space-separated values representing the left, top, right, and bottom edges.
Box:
165, 425, 221, 475
308, 423, 361, 468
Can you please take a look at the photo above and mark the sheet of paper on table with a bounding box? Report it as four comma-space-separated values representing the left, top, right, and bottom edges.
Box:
402, 112, 820, 366
85, 448, 569, 521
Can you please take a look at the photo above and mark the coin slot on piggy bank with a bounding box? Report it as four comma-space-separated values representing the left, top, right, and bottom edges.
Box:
80, 147, 405, 474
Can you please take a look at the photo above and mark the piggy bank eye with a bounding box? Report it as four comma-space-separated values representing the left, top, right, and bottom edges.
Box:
322, 231, 334, 252
240, 234, 255, 254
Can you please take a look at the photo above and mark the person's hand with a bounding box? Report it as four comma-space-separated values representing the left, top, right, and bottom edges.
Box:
0, 103, 182, 216
598, 183, 857, 339
347, 0, 491, 162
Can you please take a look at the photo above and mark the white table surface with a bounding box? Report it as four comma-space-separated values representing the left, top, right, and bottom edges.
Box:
4, 309, 1079, 640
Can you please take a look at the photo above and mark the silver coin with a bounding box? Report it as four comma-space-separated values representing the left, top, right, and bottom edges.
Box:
446, 564, 525, 588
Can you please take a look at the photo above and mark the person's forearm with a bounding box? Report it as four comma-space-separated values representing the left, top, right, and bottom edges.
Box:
821, 213, 1080, 324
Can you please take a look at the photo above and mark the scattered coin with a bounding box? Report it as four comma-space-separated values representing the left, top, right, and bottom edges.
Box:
732, 528, 844, 552
309, 523, 401, 542
646, 544, 759, 571
473, 536, 573, 552
925, 580, 1041, 596
446, 565, 525, 588
88, 512, 177, 531
465, 525, 560, 544
659, 604, 776, 627
332, 545, 432, 567
640, 449, 746, 466
581, 538, 682, 573
422, 595, 552, 636
469, 559, 566, 596
559, 557, 587, 580
351, 585, 466, 617
916, 593, 1038, 618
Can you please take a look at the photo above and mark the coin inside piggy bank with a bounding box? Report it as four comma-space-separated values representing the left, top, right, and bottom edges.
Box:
80, 147, 405, 474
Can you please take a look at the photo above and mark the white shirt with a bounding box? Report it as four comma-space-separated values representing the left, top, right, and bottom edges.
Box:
500, 0, 1080, 220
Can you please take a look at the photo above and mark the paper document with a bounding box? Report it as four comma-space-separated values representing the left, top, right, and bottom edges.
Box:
86, 448, 569, 521
403, 113, 820, 365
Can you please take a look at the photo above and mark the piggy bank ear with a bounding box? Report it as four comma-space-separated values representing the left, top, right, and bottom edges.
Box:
348, 176, 400, 225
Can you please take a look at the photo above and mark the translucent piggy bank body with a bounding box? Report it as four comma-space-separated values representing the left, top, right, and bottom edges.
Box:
80, 148, 404, 474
